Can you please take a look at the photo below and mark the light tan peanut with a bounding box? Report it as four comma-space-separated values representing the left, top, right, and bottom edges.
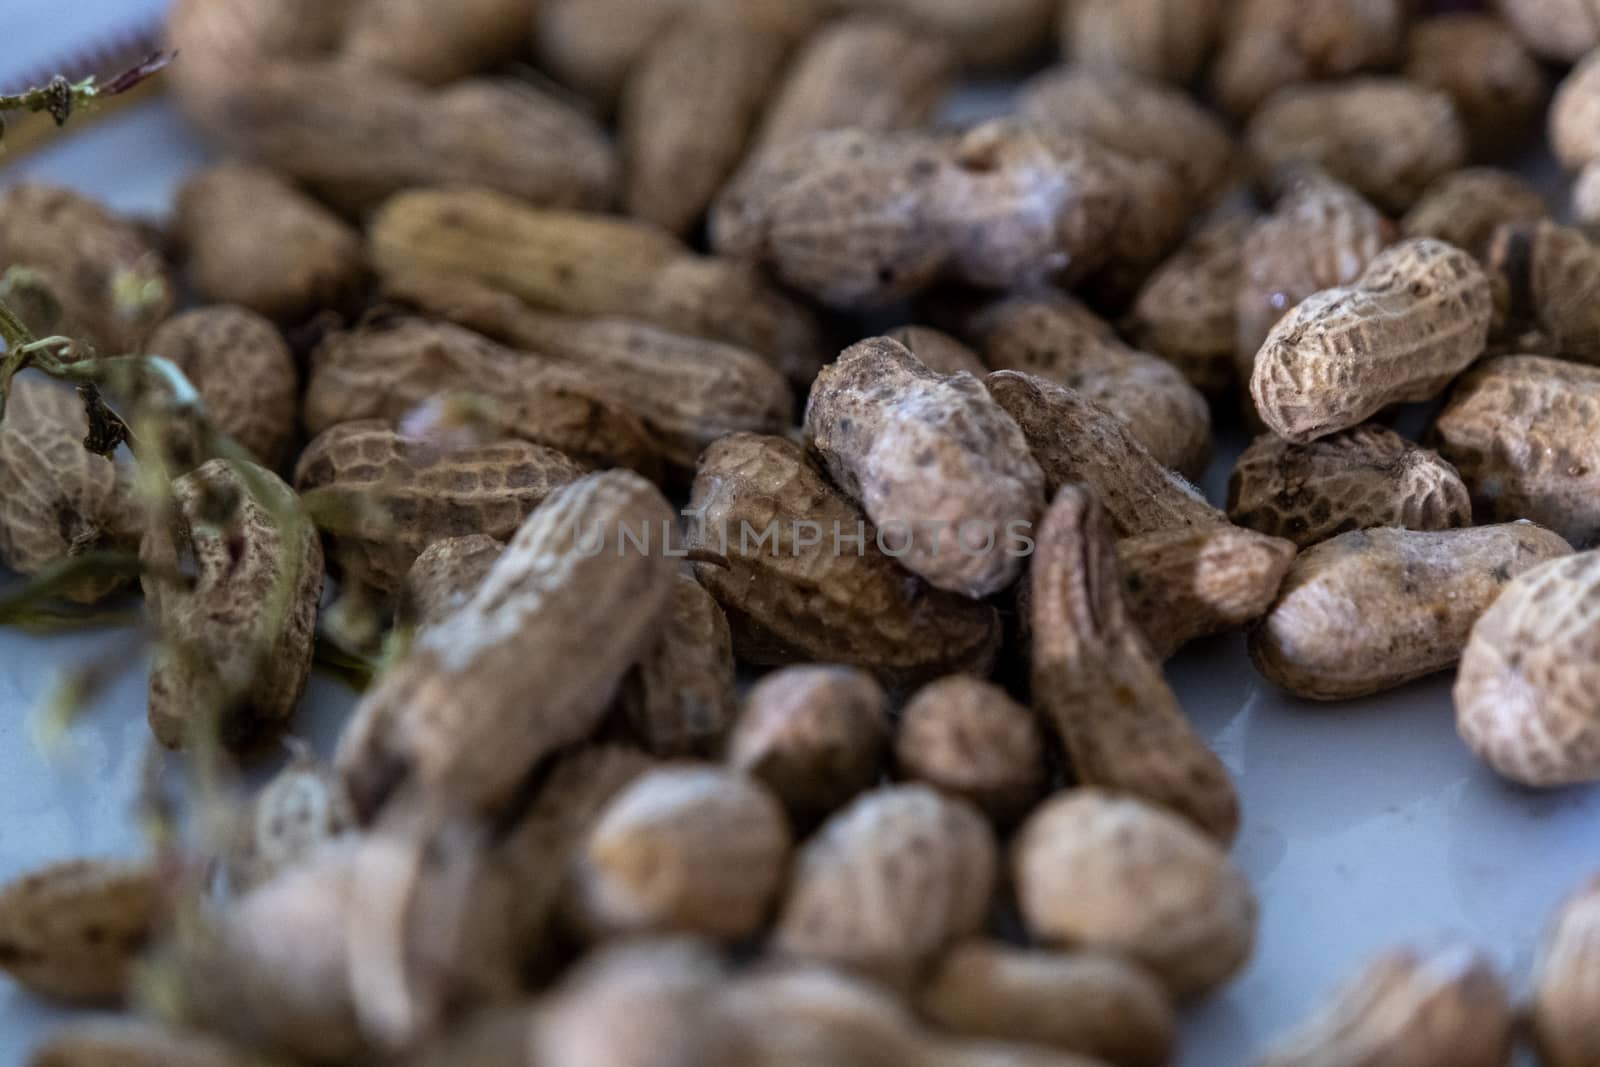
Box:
379, 273, 799, 446
726, 666, 891, 827
369, 187, 824, 379
494, 746, 656, 966
174, 164, 366, 323
1433, 355, 1600, 545
0, 185, 172, 353
620, 575, 737, 758
1235, 171, 1391, 388
1213, 0, 1406, 118
1497, 0, 1600, 61
1400, 168, 1547, 260
960, 292, 1213, 478
1404, 15, 1547, 158
1246, 79, 1467, 213
987, 372, 1225, 537
28, 1021, 282, 1067
1018, 65, 1234, 206
400, 535, 504, 632
886, 326, 989, 378
687, 434, 1001, 687
230, 742, 356, 891
1533, 876, 1600, 1067
746, 15, 954, 163
294, 420, 586, 597
773, 784, 997, 986
1575, 160, 1600, 232
147, 307, 298, 469
1456, 550, 1600, 785
1553, 51, 1600, 169
1251, 239, 1492, 443
1030, 486, 1240, 843
622, 10, 795, 237
0, 858, 158, 1004
1129, 214, 1254, 398
1060, 0, 1223, 84
342, 0, 532, 85
0, 376, 140, 603
142, 459, 324, 752
1118, 524, 1297, 660
894, 676, 1044, 826
533, 0, 699, 105
302, 316, 661, 477
836, 0, 1055, 69
533, 939, 724, 1067
1252, 523, 1572, 700
1228, 426, 1473, 549
1254, 944, 1514, 1067
1484, 221, 1600, 363
919, 940, 1176, 1067
335, 471, 678, 818
567, 766, 791, 941
1013, 790, 1256, 1001
805, 337, 1045, 597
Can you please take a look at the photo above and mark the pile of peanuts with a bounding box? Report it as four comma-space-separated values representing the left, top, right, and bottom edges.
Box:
3, 0, 1600, 1063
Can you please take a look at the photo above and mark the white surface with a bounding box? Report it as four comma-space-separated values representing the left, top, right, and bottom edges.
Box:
1, 28, 1596, 1067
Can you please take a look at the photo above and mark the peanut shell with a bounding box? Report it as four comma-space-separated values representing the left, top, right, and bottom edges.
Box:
1497, 0, 1600, 61
1403, 15, 1547, 158
1213, 0, 1406, 117
1060, 0, 1224, 84
1551, 46, 1600, 168
1484, 221, 1600, 364
28, 1020, 280, 1067
342, 0, 532, 85
1129, 214, 1254, 397
1533, 876, 1600, 1067
399, 534, 503, 632
886, 325, 989, 378
1400, 168, 1547, 260
620, 574, 738, 758
894, 675, 1045, 825
836, 0, 1055, 68
0, 858, 158, 1004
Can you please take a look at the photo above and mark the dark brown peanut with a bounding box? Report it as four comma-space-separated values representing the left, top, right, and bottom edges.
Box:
894, 675, 1045, 825
1485, 221, 1600, 364
1060, 0, 1224, 85
1212, 0, 1406, 118
1401, 169, 1547, 260
620, 574, 738, 758
1403, 15, 1547, 158
1129, 214, 1254, 397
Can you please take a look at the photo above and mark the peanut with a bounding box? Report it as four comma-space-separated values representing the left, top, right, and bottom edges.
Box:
341, 0, 532, 85
0, 376, 140, 603
1251, 523, 1572, 701
1455, 549, 1600, 786
369, 187, 824, 378
1254, 943, 1514, 1067
1212, 0, 1407, 118
1118, 523, 1297, 659
1228, 426, 1473, 549
1533, 875, 1600, 1067
147, 307, 298, 469
1553, 51, 1600, 169
335, 471, 677, 818
960, 291, 1213, 477
1012, 789, 1256, 1001
28, 1020, 280, 1067
1129, 214, 1254, 398
1030, 486, 1240, 843
1060, 0, 1224, 85
805, 337, 1045, 597
837, 0, 1056, 69
1484, 221, 1600, 363
566, 766, 792, 941
894, 675, 1045, 825
294, 420, 587, 597
886, 325, 989, 378
1251, 239, 1492, 443
1400, 168, 1547, 261
174, 164, 366, 323
1432, 354, 1600, 546
1403, 15, 1548, 159
726, 665, 891, 827
620, 574, 738, 758
534, 0, 700, 105
1246, 79, 1467, 213
1497, 0, 1600, 61
1235, 171, 1391, 390
399, 534, 503, 632
773, 784, 997, 986
1574, 160, 1600, 233
987, 371, 1225, 537
1017, 65, 1234, 206
0, 184, 173, 353
918, 940, 1176, 1067
230, 742, 356, 892
687, 434, 1001, 687
0, 858, 158, 1004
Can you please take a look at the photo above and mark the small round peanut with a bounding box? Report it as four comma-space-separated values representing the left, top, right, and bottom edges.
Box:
894, 675, 1045, 825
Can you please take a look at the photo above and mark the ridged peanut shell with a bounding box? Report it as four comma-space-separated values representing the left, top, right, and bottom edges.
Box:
1456, 550, 1600, 786
1014, 790, 1255, 1001
399, 534, 503, 632
0, 859, 158, 1004
805, 337, 1045, 597
1228, 426, 1473, 549
687, 434, 1001, 688
1060, 0, 1223, 85
894, 675, 1044, 826
1213, 0, 1406, 117
1251, 238, 1492, 443
1533, 876, 1600, 1067
1129, 214, 1253, 397
1400, 168, 1547, 260
773, 784, 997, 986
620, 574, 738, 757
1253, 523, 1573, 700
1485, 221, 1600, 364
